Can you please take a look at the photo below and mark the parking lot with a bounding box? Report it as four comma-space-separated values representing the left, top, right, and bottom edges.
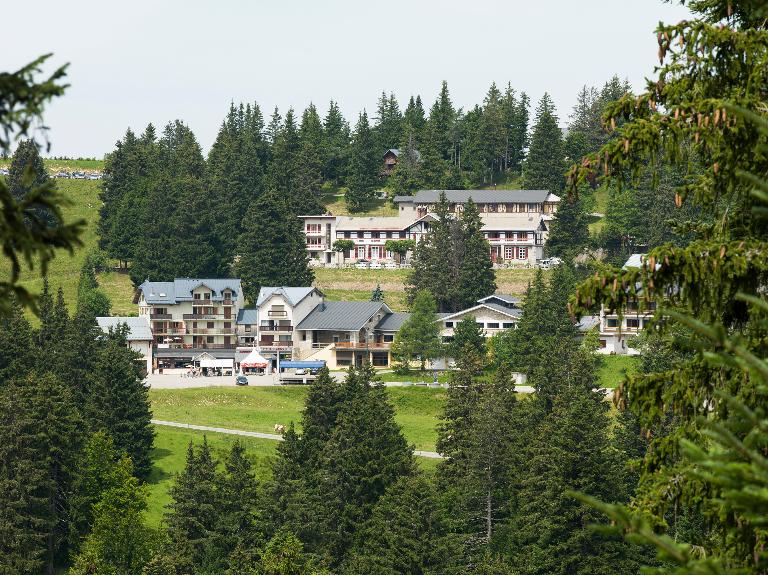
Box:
146, 372, 280, 389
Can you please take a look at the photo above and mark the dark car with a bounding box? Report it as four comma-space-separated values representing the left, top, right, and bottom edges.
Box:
235, 375, 249, 386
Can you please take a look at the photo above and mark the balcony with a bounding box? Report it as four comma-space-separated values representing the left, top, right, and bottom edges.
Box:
183, 313, 224, 320
150, 313, 172, 320
268, 310, 288, 318
191, 328, 236, 335
258, 340, 292, 348
335, 341, 391, 350
259, 325, 293, 332
222, 299, 234, 306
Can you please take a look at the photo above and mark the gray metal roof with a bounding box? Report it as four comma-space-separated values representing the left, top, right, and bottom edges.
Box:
297, 301, 389, 331
393, 189, 555, 204
484, 303, 523, 318
139, 278, 242, 305
236, 308, 258, 325
96, 316, 153, 341
374, 312, 411, 332
577, 315, 600, 332
256, 287, 318, 307
477, 294, 520, 306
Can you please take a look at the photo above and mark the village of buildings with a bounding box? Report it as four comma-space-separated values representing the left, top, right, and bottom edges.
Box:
97, 178, 651, 379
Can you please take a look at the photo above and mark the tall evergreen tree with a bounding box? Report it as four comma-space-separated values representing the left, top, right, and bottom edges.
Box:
0, 372, 85, 575
456, 199, 496, 310
297, 104, 326, 202
374, 92, 403, 153
89, 330, 155, 479
7, 138, 56, 226
346, 111, 379, 212
236, 190, 314, 303
403, 95, 427, 145
428, 81, 457, 162
0, 297, 35, 383
323, 101, 350, 186
391, 290, 441, 370
522, 93, 565, 193
545, 193, 591, 260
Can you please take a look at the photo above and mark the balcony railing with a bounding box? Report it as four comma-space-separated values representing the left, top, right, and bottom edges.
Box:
259, 325, 293, 332
222, 299, 234, 306
183, 313, 225, 320
335, 341, 391, 349
191, 328, 236, 335
158, 343, 237, 350
150, 313, 172, 319
268, 310, 288, 317
258, 340, 292, 348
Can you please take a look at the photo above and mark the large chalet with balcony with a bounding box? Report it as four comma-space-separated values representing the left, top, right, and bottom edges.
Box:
300, 189, 560, 267
136, 278, 245, 370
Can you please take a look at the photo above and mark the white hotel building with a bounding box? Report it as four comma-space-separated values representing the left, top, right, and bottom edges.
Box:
300, 189, 560, 266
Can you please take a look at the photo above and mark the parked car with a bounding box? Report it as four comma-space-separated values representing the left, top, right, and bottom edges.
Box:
294, 368, 307, 375
369, 261, 382, 269
384, 261, 398, 269
235, 375, 249, 386
355, 259, 370, 269
537, 257, 563, 270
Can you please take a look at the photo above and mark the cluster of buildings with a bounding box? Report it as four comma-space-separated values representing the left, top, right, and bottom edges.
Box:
300, 189, 561, 267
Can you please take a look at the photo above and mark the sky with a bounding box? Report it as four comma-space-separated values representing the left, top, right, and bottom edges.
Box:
3, 0, 692, 158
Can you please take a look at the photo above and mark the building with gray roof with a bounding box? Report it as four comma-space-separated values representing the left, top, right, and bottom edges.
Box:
96, 316, 153, 374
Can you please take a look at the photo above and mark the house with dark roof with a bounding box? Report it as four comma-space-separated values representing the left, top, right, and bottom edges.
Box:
136, 278, 245, 370
437, 294, 522, 342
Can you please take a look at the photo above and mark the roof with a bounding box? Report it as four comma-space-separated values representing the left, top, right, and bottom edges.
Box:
375, 312, 411, 332
393, 190, 558, 205
96, 316, 153, 341
335, 215, 419, 232
477, 294, 520, 305
236, 308, 258, 325
256, 287, 319, 307
139, 278, 242, 305
577, 315, 600, 332
438, 302, 522, 322
623, 254, 646, 270
480, 214, 545, 231
385, 148, 400, 157
280, 361, 326, 369
297, 301, 390, 331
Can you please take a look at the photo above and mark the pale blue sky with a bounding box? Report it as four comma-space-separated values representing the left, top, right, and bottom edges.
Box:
4, 0, 691, 158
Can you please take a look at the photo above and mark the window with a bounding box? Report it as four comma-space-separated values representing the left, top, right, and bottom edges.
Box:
399, 231, 406, 238
386, 231, 393, 238
245, 326, 251, 332
193, 322, 198, 328
206, 336, 214, 343
476, 322, 484, 328
349, 232, 358, 239
306, 223, 321, 233
504, 246, 515, 259
371, 231, 380, 239
599, 339, 607, 348
503, 322, 514, 329
383, 334, 394, 343
207, 322, 214, 329
487, 322, 500, 329
344, 231, 351, 239
445, 321, 454, 328
488, 232, 500, 240
626, 318, 640, 329
307, 237, 322, 246
518, 247, 527, 260
224, 322, 231, 328
194, 293, 200, 300
203, 292, 210, 300
607, 318, 618, 328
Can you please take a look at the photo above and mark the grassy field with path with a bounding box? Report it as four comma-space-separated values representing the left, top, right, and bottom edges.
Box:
597, 355, 640, 388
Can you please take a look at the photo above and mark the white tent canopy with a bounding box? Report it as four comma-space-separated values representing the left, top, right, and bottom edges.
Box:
199, 358, 233, 369
240, 349, 269, 368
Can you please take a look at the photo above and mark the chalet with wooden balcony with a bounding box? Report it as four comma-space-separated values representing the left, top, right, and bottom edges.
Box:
294, 301, 409, 368
136, 278, 245, 370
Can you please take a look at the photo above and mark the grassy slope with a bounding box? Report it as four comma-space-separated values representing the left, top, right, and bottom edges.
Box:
0, 158, 105, 171
0, 178, 134, 318
597, 355, 640, 388
149, 386, 445, 451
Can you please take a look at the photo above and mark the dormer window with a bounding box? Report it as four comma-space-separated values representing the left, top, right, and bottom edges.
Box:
194, 293, 201, 300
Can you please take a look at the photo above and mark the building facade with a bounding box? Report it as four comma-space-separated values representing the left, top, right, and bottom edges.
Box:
437, 294, 522, 341
96, 316, 153, 375
136, 278, 245, 369
300, 189, 560, 267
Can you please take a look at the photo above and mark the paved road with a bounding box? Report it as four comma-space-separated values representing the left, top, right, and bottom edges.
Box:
151, 419, 444, 459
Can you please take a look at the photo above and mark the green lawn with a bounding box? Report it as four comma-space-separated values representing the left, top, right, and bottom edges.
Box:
145, 425, 277, 527
0, 178, 134, 320
149, 385, 445, 451
0, 158, 105, 171
598, 355, 640, 388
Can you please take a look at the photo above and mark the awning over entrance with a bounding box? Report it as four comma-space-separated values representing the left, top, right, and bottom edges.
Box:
200, 358, 234, 368
240, 349, 269, 368
280, 360, 326, 369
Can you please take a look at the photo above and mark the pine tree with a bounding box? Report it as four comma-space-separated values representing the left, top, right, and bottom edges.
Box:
165, 439, 220, 573
346, 111, 379, 212
389, 126, 423, 195
391, 290, 442, 370
545, 192, 591, 260
456, 199, 496, 310
370, 283, 384, 301
297, 103, 326, 202
0, 372, 85, 575
8, 138, 56, 226
315, 367, 415, 565
323, 101, 350, 186
89, 331, 155, 479
374, 92, 403, 152
236, 190, 314, 303
447, 316, 486, 360
403, 95, 427, 145
522, 93, 565, 193
481, 83, 507, 180
343, 475, 459, 575
428, 81, 457, 162
0, 297, 35, 383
